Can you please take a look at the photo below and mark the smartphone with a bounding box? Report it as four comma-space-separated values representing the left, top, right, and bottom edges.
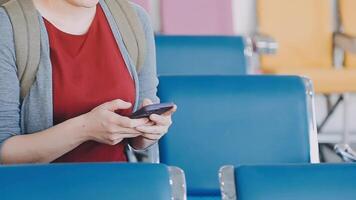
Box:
131, 102, 175, 119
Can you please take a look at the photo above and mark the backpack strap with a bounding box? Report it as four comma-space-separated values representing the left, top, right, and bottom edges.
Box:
104, 0, 146, 71
0, 0, 8, 5
2, 0, 41, 101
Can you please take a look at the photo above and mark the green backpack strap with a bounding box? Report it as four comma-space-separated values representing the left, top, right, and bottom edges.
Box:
2, 0, 41, 102
104, 0, 147, 71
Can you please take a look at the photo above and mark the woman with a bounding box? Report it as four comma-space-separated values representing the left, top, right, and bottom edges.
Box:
0, 0, 176, 164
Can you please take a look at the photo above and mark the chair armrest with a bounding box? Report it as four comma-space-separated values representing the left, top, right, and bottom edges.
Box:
334, 33, 356, 54
251, 33, 278, 54
168, 166, 187, 200
219, 165, 236, 200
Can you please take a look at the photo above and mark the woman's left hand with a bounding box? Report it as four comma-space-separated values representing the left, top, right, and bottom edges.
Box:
135, 99, 177, 141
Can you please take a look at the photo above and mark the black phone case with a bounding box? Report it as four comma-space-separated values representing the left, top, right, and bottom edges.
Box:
131, 103, 174, 119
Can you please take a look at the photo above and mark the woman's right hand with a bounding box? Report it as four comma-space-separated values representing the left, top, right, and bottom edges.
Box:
81, 99, 147, 145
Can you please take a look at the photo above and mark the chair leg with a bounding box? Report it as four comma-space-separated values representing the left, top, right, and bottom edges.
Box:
317, 95, 343, 133
325, 94, 332, 112
318, 144, 326, 162
342, 93, 350, 144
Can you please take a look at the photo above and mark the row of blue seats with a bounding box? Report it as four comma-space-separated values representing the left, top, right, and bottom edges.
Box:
1, 162, 356, 199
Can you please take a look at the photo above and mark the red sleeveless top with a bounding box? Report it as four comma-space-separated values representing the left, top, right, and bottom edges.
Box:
44, 5, 136, 163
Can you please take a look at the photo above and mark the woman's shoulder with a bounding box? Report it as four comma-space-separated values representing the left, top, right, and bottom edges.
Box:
0, 7, 15, 48
0, 7, 13, 35
129, 2, 153, 32
0, 7, 16, 62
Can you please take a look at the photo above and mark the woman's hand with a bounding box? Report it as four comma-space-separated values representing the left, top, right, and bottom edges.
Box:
130, 99, 177, 150
81, 99, 148, 146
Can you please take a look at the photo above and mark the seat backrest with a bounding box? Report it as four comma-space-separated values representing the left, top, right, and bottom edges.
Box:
130, 0, 150, 12
339, 0, 356, 68
235, 164, 356, 200
158, 75, 318, 198
155, 35, 247, 76
0, 163, 173, 200
160, 0, 234, 35
257, 0, 333, 70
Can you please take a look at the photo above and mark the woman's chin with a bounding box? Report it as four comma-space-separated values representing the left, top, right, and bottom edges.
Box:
67, 0, 100, 8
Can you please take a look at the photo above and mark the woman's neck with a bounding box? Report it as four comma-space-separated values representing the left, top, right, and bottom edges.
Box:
33, 0, 97, 35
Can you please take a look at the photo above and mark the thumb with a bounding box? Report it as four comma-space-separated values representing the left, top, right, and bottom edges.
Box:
101, 99, 132, 111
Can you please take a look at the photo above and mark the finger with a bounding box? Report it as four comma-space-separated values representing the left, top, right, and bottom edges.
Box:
108, 125, 144, 134
142, 98, 153, 107
109, 133, 141, 142
109, 113, 149, 128
119, 133, 142, 139
117, 127, 143, 135
112, 133, 142, 139
136, 125, 168, 135
142, 134, 162, 141
126, 118, 149, 128
101, 99, 132, 111
162, 105, 177, 116
149, 114, 171, 126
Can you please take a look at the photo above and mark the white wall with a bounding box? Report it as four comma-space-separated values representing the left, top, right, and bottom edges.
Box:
148, 0, 257, 34
232, 0, 256, 35
150, 0, 161, 32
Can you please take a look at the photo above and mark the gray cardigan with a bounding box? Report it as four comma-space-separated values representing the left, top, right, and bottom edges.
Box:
0, 1, 159, 161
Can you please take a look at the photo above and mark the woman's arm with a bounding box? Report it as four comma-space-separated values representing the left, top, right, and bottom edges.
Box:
1, 99, 147, 164
1, 116, 88, 164
0, 7, 76, 164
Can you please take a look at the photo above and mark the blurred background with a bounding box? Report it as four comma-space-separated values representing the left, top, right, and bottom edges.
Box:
132, 0, 356, 162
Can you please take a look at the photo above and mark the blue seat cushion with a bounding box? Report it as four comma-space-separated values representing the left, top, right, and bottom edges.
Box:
0, 163, 171, 200
235, 164, 356, 200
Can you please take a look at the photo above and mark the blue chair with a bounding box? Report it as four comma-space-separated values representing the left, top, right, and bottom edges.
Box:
0, 163, 186, 200
155, 35, 248, 75
158, 75, 319, 199
220, 163, 356, 200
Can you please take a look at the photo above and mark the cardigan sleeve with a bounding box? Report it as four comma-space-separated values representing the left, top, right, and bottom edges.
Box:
132, 3, 160, 106
0, 7, 22, 158
127, 4, 160, 162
